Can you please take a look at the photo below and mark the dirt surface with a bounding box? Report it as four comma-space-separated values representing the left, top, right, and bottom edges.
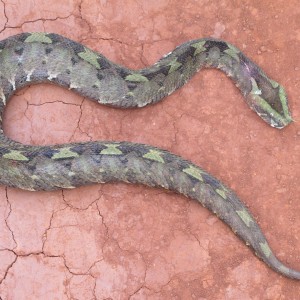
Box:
0, 0, 299, 299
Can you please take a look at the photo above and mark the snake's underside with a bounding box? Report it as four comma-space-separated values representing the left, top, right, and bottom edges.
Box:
0, 32, 298, 279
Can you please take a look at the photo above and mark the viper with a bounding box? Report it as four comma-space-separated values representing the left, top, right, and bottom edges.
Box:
0, 32, 298, 279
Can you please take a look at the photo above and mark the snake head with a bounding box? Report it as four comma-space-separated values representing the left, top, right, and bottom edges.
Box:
248, 76, 293, 129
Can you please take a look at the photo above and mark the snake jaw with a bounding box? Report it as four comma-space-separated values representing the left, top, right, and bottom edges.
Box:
249, 93, 293, 129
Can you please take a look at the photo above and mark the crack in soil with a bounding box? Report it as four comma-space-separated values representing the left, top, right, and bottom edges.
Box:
3, 188, 17, 250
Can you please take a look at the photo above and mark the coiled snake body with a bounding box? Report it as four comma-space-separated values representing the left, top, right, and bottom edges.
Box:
0, 33, 298, 279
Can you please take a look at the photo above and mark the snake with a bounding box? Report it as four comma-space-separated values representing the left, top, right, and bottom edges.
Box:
0, 32, 298, 280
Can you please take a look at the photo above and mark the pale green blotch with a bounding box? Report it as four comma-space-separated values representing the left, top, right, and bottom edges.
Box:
3, 150, 29, 161
191, 40, 206, 55
100, 144, 122, 155
268, 78, 279, 89
236, 210, 253, 227
31, 175, 39, 180
259, 241, 271, 258
25, 32, 52, 44
182, 165, 203, 182
168, 58, 182, 74
216, 188, 227, 199
250, 78, 262, 95
279, 265, 290, 274
278, 85, 293, 122
78, 48, 101, 69
125, 73, 149, 82
224, 44, 240, 61
52, 148, 79, 159
158, 86, 165, 93
143, 149, 164, 163
125, 91, 135, 100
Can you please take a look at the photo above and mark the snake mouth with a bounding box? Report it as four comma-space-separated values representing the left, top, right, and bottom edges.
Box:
253, 105, 293, 129
259, 112, 292, 129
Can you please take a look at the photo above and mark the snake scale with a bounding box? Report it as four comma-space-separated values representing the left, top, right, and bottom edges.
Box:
0, 32, 298, 279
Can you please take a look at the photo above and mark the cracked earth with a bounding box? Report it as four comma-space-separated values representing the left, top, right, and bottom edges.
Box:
0, 0, 299, 299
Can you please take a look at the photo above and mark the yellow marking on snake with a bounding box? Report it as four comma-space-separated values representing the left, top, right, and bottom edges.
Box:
125, 74, 149, 82
259, 242, 271, 258
143, 150, 164, 163
100, 144, 122, 155
224, 44, 240, 61
25, 33, 52, 44
236, 209, 253, 227
52, 148, 79, 159
168, 58, 182, 73
182, 165, 203, 181
3, 150, 29, 161
279, 265, 290, 274
250, 78, 262, 95
216, 188, 227, 199
126, 91, 134, 97
191, 40, 207, 55
78, 48, 101, 69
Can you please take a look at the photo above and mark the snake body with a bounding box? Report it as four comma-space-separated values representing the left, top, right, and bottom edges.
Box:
0, 33, 298, 279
